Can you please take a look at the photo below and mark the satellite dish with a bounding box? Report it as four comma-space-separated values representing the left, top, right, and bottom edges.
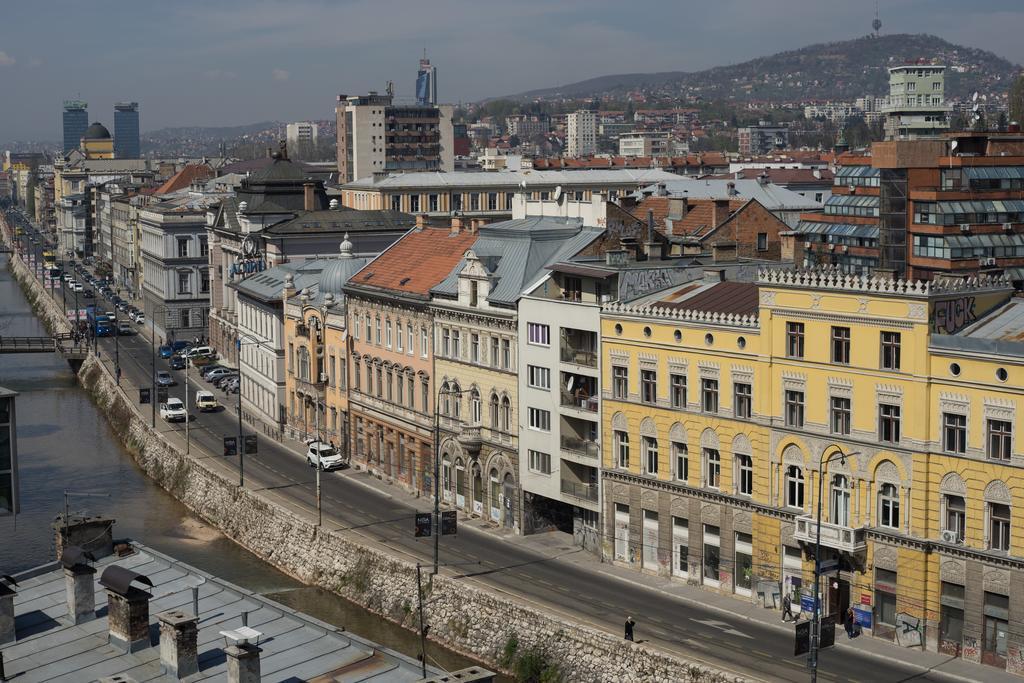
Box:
982, 94, 989, 102
566, 376, 574, 392
553, 185, 563, 202
950, 140, 959, 151
972, 92, 979, 102
972, 103, 980, 112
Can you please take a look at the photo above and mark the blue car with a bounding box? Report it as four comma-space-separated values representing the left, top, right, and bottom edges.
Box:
172, 340, 192, 354
169, 356, 186, 370
159, 345, 174, 358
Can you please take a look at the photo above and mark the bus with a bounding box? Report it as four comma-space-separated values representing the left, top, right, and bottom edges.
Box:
86, 306, 113, 337
42, 250, 55, 270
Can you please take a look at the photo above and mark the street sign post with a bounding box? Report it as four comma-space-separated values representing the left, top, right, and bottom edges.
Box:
818, 558, 839, 574
223, 436, 238, 457
243, 434, 257, 455
441, 510, 457, 536
415, 513, 432, 538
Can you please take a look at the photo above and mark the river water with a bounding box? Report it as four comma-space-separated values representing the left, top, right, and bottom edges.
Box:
0, 254, 499, 679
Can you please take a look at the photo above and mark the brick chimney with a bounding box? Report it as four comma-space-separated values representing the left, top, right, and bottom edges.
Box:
712, 199, 731, 228
99, 566, 154, 653
303, 182, 316, 212
158, 609, 199, 679
778, 231, 806, 266
450, 215, 463, 235
0, 576, 16, 645
415, 214, 428, 229
225, 642, 263, 683
60, 545, 97, 625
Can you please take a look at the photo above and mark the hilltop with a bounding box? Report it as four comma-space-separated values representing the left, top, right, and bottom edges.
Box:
508, 33, 1019, 103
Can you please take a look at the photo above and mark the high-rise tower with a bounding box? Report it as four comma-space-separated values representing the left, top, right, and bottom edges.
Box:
415, 51, 437, 106
62, 100, 88, 154
113, 102, 140, 158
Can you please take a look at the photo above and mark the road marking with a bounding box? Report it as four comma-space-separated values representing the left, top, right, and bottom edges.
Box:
692, 618, 753, 639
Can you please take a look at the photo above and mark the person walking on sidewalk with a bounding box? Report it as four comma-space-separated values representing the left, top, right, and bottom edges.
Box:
845, 606, 857, 638
624, 616, 635, 641
782, 593, 796, 622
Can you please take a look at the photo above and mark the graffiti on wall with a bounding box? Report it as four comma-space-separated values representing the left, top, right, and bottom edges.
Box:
895, 612, 923, 648
930, 297, 977, 334
618, 268, 679, 301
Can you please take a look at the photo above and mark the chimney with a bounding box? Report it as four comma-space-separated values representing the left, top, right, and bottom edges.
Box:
99, 566, 154, 653
713, 199, 731, 227
778, 231, 806, 266
450, 215, 462, 235
224, 632, 263, 683
303, 181, 316, 212
0, 575, 16, 646
726, 181, 738, 196
60, 545, 97, 625
158, 609, 199, 679
703, 268, 726, 284
712, 241, 738, 263
757, 172, 769, 186
667, 197, 687, 220
415, 214, 428, 229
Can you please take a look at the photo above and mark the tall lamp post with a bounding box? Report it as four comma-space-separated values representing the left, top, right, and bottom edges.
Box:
809, 447, 859, 683
236, 333, 270, 488
432, 383, 467, 576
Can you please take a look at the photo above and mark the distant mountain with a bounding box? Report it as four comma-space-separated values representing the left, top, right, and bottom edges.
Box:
143, 121, 282, 141
508, 34, 1019, 103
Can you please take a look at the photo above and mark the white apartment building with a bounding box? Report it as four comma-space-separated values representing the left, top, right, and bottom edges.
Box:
567, 110, 597, 157
883, 64, 949, 139
618, 131, 670, 158
285, 122, 318, 155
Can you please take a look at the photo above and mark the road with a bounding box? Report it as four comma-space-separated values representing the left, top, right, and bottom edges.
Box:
6, 207, 968, 682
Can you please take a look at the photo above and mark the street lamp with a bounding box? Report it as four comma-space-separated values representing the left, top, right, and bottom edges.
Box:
432, 383, 468, 576
809, 447, 860, 683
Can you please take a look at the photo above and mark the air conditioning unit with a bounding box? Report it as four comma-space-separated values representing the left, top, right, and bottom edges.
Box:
318, 372, 329, 384
980, 257, 997, 267
1003, 222, 1014, 231
940, 529, 961, 544
959, 223, 971, 233
848, 184, 856, 194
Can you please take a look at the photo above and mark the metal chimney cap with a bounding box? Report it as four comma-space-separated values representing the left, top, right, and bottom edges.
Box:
60, 545, 97, 571
99, 565, 153, 596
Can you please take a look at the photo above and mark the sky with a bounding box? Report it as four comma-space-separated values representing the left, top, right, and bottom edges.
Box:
0, 0, 1022, 141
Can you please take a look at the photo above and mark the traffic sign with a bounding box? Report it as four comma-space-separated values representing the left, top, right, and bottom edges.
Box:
441, 510, 457, 536
223, 436, 238, 457
414, 513, 432, 538
139, 388, 151, 404
243, 434, 258, 455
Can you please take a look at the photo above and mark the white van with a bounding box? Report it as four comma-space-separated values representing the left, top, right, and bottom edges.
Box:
195, 390, 218, 412
184, 346, 216, 359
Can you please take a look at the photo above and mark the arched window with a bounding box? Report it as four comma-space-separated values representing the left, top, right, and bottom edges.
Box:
785, 466, 805, 509
878, 483, 900, 528
489, 392, 499, 427
985, 480, 1013, 551
450, 382, 461, 420
831, 474, 850, 526
297, 346, 310, 381
470, 389, 481, 424
440, 381, 450, 416
940, 472, 967, 542
501, 396, 512, 432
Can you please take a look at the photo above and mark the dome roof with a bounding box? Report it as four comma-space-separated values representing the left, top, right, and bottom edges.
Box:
319, 258, 363, 297
83, 122, 112, 140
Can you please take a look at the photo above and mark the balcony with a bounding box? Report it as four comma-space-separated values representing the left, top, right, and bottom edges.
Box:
560, 390, 598, 413
560, 328, 597, 368
560, 435, 599, 459
294, 374, 326, 399
457, 424, 483, 456
560, 479, 599, 502
793, 515, 867, 554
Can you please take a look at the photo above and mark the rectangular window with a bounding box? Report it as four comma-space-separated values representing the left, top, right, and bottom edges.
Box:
410, 194, 420, 213
983, 592, 1009, 659
375, 317, 382, 344
396, 373, 404, 405
610, 432, 626, 471
875, 568, 898, 627
527, 365, 550, 389
703, 524, 721, 586
756, 233, 768, 251
735, 532, 753, 594
643, 437, 658, 475
386, 321, 393, 348
704, 448, 720, 489
641, 370, 657, 404
613, 366, 629, 399
177, 238, 189, 258
502, 339, 511, 369
469, 280, 478, 307
422, 379, 429, 412
452, 329, 461, 358
831, 326, 850, 364
701, 378, 718, 413
487, 192, 497, 211
786, 322, 805, 358
527, 323, 550, 346
786, 466, 805, 508
177, 271, 190, 294
396, 324, 403, 351
673, 442, 688, 482
470, 192, 480, 211
528, 407, 550, 431
442, 328, 450, 357
407, 324, 413, 354
940, 582, 965, 652
199, 239, 209, 258
673, 517, 689, 576
563, 276, 582, 302
881, 331, 901, 370
785, 390, 805, 428
734, 382, 751, 418
990, 503, 1011, 551
528, 449, 551, 474
490, 337, 499, 367
945, 495, 966, 541
831, 396, 851, 435
429, 194, 438, 212
420, 327, 428, 357
671, 373, 687, 409
879, 403, 901, 443
987, 419, 1012, 461
943, 413, 967, 454
736, 454, 753, 496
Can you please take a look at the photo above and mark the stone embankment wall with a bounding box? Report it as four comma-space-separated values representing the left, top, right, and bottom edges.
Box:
7, 254, 72, 335
7, 242, 744, 682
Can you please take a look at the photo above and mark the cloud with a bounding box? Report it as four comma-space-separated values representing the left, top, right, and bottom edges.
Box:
26, 58, 42, 68
0, 51, 15, 67
203, 68, 236, 80
271, 68, 290, 81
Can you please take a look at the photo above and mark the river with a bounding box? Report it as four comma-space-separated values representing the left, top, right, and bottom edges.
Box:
0, 253, 501, 679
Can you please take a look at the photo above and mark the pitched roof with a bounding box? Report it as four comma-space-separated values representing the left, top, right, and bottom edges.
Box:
634, 178, 821, 211
265, 208, 414, 235
633, 196, 745, 237
153, 163, 213, 195
347, 227, 478, 298
344, 168, 683, 190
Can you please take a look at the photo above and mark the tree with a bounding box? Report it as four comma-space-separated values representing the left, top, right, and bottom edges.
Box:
997, 111, 1009, 132
1009, 74, 1024, 125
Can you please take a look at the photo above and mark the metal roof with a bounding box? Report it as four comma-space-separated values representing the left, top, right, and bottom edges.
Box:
232, 260, 330, 303
964, 166, 1024, 180
1, 543, 435, 682
634, 178, 821, 211
430, 217, 602, 305
798, 221, 879, 239
345, 168, 684, 190
835, 165, 880, 179
957, 299, 1024, 342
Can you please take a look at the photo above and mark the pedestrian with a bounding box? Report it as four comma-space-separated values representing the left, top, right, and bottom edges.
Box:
624, 616, 635, 642
845, 607, 856, 638
782, 593, 795, 622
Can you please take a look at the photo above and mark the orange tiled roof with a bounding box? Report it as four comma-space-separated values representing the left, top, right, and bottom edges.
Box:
153, 164, 213, 195
349, 227, 477, 297
635, 196, 744, 237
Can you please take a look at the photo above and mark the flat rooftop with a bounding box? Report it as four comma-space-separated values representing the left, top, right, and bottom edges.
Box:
958, 298, 1024, 342
2, 543, 435, 682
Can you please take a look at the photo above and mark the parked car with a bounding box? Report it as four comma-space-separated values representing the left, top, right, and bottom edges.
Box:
158, 345, 174, 359
159, 398, 187, 422
171, 340, 192, 354
214, 374, 239, 389
199, 363, 224, 379
306, 440, 347, 471
155, 370, 176, 387
204, 367, 234, 383
169, 356, 186, 370
82, 289, 95, 299
70, 282, 83, 292
183, 346, 216, 360
222, 377, 239, 393
195, 390, 218, 412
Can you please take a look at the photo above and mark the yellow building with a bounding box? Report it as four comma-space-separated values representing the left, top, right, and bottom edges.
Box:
601, 267, 1024, 674
80, 122, 114, 160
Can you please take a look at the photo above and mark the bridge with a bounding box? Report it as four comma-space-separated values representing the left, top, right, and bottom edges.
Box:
0, 334, 91, 368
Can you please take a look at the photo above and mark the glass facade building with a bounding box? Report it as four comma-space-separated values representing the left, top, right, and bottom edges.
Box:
114, 102, 140, 159
62, 100, 88, 154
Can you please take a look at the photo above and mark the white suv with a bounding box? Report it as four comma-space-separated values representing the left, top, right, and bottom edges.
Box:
159, 398, 188, 422
306, 441, 346, 471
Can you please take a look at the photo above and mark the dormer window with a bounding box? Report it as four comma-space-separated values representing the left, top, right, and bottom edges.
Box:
470, 280, 478, 307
